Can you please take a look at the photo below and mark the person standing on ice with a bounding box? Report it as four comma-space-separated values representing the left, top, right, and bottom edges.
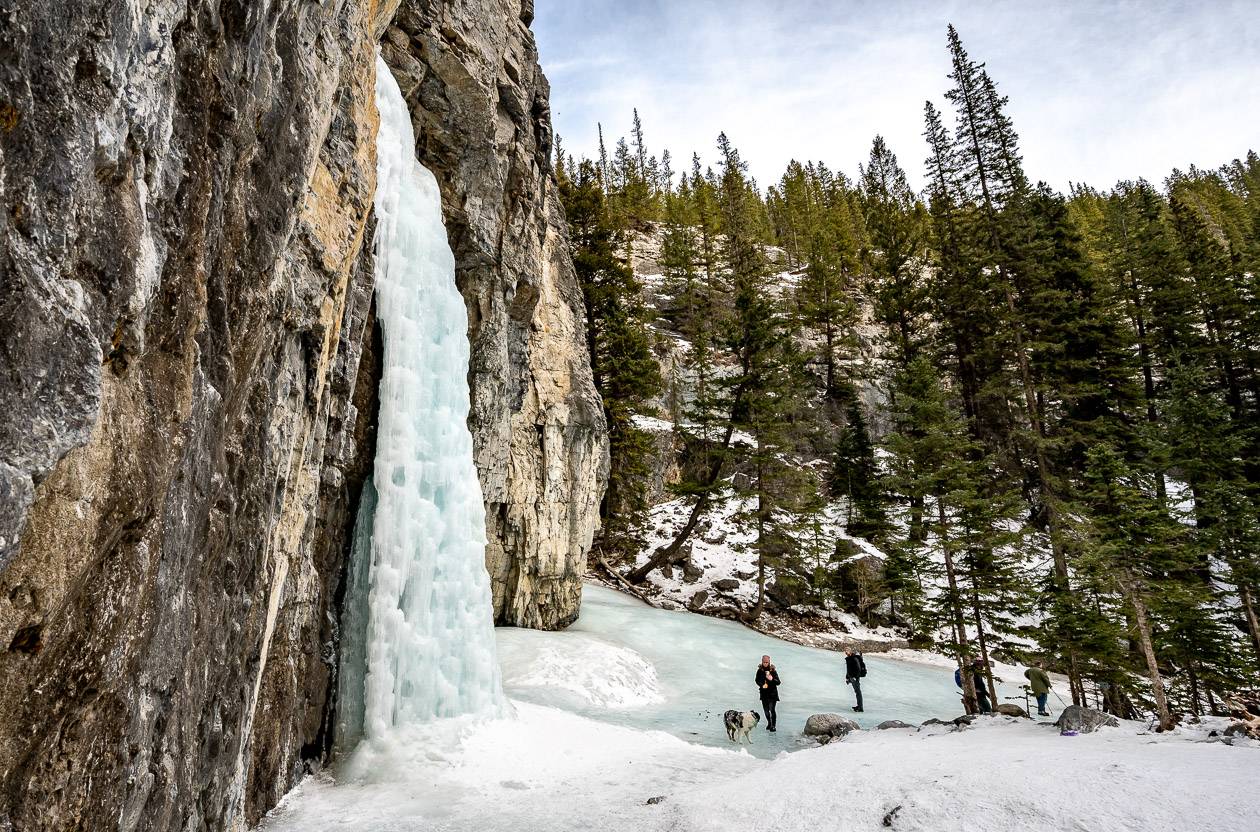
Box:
1024, 662, 1053, 716
955, 660, 992, 714
844, 647, 865, 712
756, 655, 781, 732
970, 659, 993, 713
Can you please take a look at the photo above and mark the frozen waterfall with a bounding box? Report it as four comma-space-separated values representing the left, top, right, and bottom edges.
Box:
337, 56, 504, 753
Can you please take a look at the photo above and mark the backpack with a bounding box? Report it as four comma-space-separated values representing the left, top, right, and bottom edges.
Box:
858, 654, 867, 677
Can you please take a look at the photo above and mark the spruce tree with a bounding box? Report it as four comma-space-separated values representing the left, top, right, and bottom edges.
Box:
560, 161, 662, 563
884, 356, 993, 713
861, 136, 929, 368
831, 399, 889, 543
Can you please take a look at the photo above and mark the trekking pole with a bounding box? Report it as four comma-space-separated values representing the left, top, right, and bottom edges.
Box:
1052, 688, 1069, 708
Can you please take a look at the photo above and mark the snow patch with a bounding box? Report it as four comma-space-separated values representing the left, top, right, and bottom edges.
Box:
499, 631, 665, 709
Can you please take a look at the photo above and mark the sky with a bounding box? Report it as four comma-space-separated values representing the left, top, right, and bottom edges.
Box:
533, 0, 1260, 193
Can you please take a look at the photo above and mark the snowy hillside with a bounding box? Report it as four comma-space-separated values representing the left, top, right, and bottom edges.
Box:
596, 225, 920, 652
623, 487, 905, 649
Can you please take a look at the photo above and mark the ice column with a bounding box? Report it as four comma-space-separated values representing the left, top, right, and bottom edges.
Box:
351, 55, 504, 741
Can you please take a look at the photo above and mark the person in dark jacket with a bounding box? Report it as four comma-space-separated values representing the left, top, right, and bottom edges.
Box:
844, 646, 865, 712
954, 661, 993, 714
755, 654, 781, 731
971, 659, 993, 713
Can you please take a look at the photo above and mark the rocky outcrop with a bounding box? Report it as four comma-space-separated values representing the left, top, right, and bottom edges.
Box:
0, 0, 604, 828
381, 1, 607, 629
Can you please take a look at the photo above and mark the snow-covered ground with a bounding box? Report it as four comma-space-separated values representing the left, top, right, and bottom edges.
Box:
260, 585, 1258, 832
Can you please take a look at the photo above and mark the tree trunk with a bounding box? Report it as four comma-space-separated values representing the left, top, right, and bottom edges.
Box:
751, 459, 768, 622
824, 317, 836, 398
908, 494, 925, 543
971, 586, 999, 707
1121, 572, 1175, 731
626, 396, 743, 584
939, 499, 978, 714
1187, 663, 1202, 717
1240, 583, 1260, 672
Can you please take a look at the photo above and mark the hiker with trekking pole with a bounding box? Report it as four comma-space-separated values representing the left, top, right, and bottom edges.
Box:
1024, 661, 1054, 716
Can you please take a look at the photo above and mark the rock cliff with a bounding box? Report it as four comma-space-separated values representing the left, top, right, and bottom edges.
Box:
0, 0, 605, 828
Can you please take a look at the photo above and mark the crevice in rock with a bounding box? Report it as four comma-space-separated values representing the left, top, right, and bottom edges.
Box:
312, 296, 383, 766
7, 625, 43, 655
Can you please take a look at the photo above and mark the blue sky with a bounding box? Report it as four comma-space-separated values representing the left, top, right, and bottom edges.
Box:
533, 0, 1259, 192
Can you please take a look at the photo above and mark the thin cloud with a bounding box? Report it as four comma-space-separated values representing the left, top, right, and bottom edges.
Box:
534, 0, 1260, 192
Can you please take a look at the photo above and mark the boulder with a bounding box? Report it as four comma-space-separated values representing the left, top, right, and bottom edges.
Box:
1225, 696, 1260, 739
1055, 705, 1119, 733
953, 714, 980, 726
711, 578, 740, 592
995, 703, 1029, 718
918, 718, 957, 734
766, 577, 810, 608
687, 591, 709, 611
682, 560, 704, 583
804, 713, 860, 740
877, 720, 913, 730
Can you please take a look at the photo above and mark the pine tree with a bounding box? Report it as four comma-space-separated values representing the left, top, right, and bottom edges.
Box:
861, 136, 929, 367
1169, 171, 1259, 471
560, 161, 662, 562
884, 355, 996, 713
1164, 362, 1260, 675
713, 134, 819, 616
831, 400, 889, 543
861, 136, 930, 540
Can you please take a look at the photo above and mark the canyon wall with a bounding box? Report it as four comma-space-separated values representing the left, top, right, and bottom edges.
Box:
0, 0, 605, 828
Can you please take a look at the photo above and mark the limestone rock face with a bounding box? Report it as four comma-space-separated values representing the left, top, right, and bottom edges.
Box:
0, 1, 399, 828
0, 0, 604, 828
381, 1, 607, 629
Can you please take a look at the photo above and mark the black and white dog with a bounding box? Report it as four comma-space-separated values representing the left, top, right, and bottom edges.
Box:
723, 709, 761, 744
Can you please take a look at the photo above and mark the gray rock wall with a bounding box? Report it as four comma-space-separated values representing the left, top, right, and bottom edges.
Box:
0, 0, 605, 828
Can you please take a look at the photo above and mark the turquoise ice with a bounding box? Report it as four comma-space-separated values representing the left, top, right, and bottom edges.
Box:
336, 56, 505, 755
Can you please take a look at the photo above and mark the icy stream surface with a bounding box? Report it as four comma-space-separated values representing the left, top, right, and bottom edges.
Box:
498, 584, 1026, 757
335, 55, 503, 765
